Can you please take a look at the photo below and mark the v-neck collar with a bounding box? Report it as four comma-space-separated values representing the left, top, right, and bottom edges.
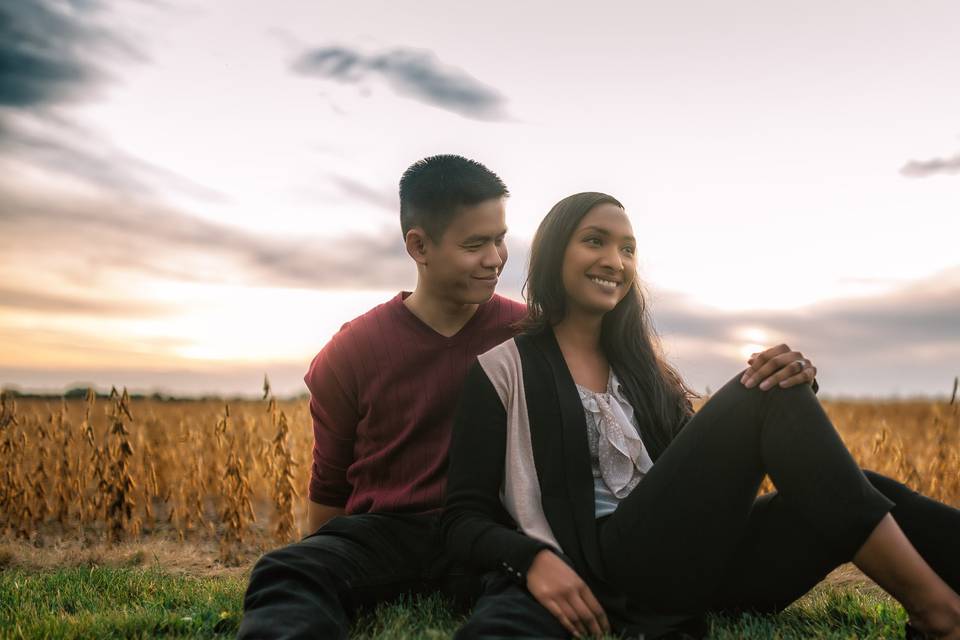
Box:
394, 291, 486, 342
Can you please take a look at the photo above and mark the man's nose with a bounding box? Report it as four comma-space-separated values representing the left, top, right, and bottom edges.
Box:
482, 244, 504, 268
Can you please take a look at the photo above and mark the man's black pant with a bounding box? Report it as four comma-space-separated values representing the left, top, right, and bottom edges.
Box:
458, 376, 960, 639
238, 512, 479, 639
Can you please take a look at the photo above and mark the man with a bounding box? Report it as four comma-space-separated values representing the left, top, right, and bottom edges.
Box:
238, 154, 526, 639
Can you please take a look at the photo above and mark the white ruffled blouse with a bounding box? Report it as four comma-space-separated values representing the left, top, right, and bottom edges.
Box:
575, 370, 654, 517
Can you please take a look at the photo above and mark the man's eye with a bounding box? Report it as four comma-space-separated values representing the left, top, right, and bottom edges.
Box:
622, 246, 636, 255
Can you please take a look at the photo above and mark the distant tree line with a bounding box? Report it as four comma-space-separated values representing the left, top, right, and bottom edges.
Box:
0, 386, 309, 402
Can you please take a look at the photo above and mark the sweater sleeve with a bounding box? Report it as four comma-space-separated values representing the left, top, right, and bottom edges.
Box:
304, 336, 359, 507
441, 361, 554, 585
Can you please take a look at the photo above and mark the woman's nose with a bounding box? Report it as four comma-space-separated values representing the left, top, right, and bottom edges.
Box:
598, 246, 624, 271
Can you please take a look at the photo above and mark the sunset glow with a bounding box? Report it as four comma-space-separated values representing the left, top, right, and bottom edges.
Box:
2, 0, 959, 396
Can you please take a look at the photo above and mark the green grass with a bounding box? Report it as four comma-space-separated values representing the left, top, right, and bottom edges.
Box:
0, 567, 908, 639
0, 567, 244, 639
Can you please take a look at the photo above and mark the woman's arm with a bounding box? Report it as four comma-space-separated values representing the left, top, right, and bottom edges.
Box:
444, 361, 612, 638
441, 361, 553, 583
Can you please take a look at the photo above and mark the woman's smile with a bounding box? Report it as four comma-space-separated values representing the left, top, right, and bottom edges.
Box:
587, 275, 621, 291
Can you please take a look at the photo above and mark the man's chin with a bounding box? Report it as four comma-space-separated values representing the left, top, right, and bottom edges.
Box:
466, 292, 496, 305
457, 286, 497, 305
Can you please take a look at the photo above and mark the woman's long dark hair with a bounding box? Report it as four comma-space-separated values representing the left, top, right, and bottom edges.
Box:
519, 192, 696, 459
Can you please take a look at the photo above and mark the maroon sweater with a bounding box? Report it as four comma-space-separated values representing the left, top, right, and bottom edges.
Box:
305, 291, 526, 515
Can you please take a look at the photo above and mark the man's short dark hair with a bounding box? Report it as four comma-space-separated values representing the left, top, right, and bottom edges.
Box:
399, 155, 509, 241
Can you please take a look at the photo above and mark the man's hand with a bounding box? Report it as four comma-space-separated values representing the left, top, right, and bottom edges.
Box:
741, 343, 817, 391
525, 549, 610, 639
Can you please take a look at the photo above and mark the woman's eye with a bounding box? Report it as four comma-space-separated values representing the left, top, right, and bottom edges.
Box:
585, 237, 602, 246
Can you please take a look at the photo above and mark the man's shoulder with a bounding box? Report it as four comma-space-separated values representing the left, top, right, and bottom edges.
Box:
306, 294, 402, 372
323, 293, 403, 344
489, 293, 526, 316
480, 294, 526, 329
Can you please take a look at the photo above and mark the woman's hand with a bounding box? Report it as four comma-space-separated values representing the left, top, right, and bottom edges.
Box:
741, 343, 817, 390
526, 549, 610, 638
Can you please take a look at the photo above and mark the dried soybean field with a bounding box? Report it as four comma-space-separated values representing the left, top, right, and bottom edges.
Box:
0, 380, 958, 565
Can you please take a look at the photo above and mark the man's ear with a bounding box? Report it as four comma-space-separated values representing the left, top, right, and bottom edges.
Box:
404, 228, 430, 266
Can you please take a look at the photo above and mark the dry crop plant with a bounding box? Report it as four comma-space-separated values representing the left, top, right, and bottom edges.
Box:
105, 387, 141, 542
52, 400, 79, 528
164, 420, 193, 543
218, 402, 256, 563
837, 377, 960, 508
263, 375, 300, 545
139, 437, 160, 530
81, 389, 109, 530
2, 385, 314, 550
0, 390, 28, 538
924, 378, 960, 502
29, 412, 52, 529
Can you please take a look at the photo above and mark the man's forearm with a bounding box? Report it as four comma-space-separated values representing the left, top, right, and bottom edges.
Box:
307, 500, 346, 534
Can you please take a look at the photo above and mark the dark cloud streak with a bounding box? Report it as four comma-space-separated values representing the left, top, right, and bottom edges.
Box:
0, 286, 174, 317
3, 124, 228, 201
0, 1, 220, 205
0, 0, 96, 107
0, 0, 140, 110
331, 175, 397, 212
292, 45, 509, 121
650, 270, 960, 395
653, 270, 960, 358
900, 152, 960, 178
0, 176, 413, 291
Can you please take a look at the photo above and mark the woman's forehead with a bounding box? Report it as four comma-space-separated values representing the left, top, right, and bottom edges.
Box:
577, 204, 633, 234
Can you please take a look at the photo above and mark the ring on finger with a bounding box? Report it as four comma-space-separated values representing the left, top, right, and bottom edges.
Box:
794, 359, 806, 371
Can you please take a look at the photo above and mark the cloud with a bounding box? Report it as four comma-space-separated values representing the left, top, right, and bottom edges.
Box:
649, 268, 960, 396
292, 45, 509, 121
2, 121, 226, 200
0, 2, 217, 206
0, 173, 415, 294
651, 268, 960, 349
0, 286, 173, 317
0, 0, 138, 110
900, 152, 960, 178
330, 175, 397, 212
0, 1, 95, 108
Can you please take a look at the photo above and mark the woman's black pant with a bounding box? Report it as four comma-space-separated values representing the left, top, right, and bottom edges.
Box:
457, 374, 960, 639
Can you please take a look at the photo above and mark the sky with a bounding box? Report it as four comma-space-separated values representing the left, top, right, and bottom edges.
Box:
1, 0, 958, 398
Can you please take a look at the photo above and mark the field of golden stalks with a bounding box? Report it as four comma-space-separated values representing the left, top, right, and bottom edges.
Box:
1, 380, 957, 567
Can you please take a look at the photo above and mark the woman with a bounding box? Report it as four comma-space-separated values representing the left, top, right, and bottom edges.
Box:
441, 192, 960, 639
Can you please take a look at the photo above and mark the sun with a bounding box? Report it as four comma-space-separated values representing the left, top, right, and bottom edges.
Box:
736, 326, 774, 362
739, 342, 768, 362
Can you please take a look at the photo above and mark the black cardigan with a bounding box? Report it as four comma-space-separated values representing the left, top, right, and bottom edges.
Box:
441, 328, 710, 636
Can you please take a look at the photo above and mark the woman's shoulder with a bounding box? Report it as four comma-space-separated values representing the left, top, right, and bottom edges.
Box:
476, 337, 523, 395
477, 336, 521, 368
